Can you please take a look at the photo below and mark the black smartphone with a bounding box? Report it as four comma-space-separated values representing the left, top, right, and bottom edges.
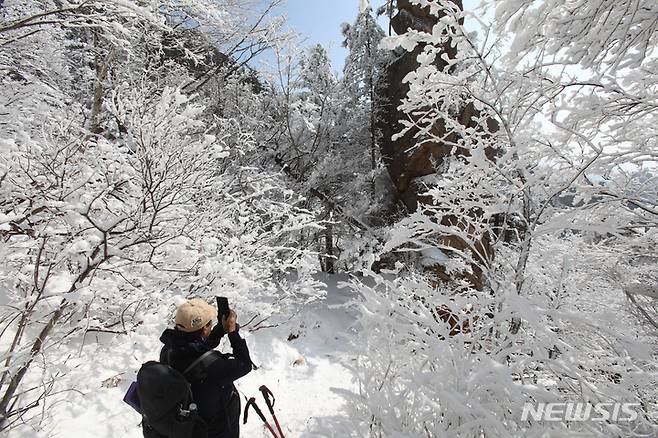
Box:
216, 296, 229, 320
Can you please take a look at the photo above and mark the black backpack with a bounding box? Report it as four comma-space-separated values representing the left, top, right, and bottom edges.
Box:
130, 351, 222, 438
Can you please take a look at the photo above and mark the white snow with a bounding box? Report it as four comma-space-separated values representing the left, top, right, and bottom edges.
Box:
420, 247, 449, 267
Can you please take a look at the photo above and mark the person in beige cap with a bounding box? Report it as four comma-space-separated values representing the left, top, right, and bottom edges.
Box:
174, 298, 219, 334
155, 298, 252, 438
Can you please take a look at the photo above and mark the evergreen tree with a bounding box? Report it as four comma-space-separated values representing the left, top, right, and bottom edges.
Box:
341, 4, 390, 200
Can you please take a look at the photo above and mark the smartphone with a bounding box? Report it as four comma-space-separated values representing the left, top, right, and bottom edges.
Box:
216, 296, 229, 320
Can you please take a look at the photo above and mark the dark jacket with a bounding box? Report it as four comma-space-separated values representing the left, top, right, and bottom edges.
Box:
159, 324, 252, 438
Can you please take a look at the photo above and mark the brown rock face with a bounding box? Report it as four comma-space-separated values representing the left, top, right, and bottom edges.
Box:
378, 0, 497, 291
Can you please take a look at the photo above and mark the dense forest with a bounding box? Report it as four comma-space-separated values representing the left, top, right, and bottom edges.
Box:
0, 0, 656, 436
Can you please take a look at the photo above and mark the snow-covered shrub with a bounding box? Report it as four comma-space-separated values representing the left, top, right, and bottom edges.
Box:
0, 80, 325, 428
345, 256, 657, 437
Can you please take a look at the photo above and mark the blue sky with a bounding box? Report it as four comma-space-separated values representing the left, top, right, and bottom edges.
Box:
273, 0, 390, 72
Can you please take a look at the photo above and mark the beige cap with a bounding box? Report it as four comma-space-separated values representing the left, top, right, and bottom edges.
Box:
174, 298, 217, 333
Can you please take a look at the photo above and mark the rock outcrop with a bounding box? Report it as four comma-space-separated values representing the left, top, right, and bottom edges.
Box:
378, 0, 498, 290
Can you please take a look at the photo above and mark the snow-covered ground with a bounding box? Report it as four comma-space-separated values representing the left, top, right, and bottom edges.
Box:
22, 274, 359, 438
9, 266, 656, 437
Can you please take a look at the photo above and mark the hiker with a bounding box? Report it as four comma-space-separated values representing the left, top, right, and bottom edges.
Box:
156, 298, 253, 438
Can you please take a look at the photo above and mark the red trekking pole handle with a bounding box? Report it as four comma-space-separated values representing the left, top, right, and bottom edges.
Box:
244, 397, 279, 438
259, 385, 285, 438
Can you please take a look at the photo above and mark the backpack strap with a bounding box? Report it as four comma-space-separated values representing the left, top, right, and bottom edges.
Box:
182, 350, 222, 382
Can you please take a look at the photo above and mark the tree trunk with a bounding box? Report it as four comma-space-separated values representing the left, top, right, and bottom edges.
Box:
324, 220, 335, 274
0, 301, 68, 429
88, 31, 114, 135
368, 46, 377, 199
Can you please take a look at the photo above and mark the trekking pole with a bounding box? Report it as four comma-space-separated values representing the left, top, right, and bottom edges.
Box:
259, 385, 285, 438
244, 397, 279, 438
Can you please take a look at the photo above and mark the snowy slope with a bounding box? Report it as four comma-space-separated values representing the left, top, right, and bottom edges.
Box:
239, 274, 359, 437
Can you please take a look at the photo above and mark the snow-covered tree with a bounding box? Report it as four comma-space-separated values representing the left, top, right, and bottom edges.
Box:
260, 38, 387, 273
341, 4, 390, 199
